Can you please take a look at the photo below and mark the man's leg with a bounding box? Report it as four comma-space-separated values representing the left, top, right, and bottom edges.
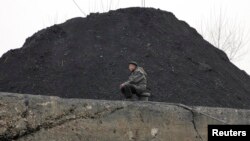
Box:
121, 86, 132, 98
121, 84, 137, 100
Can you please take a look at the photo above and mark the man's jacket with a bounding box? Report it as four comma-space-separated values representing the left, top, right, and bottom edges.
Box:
123, 66, 147, 93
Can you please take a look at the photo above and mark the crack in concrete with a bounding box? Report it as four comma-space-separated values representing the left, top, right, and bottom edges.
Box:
1, 105, 126, 141
190, 110, 203, 141
139, 113, 144, 123
171, 104, 204, 141
170, 103, 227, 123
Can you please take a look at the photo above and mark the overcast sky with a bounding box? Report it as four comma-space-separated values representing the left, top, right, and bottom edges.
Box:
0, 0, 249, 74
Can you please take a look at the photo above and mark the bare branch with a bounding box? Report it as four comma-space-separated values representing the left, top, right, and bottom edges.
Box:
197, 6, 249, 61
72, 0, 87, 16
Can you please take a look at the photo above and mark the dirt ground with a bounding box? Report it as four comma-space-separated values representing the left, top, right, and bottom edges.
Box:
0, 7, 250, 109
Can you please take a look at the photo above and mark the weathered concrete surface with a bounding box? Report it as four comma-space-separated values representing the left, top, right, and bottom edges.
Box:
0, 92, 249, 141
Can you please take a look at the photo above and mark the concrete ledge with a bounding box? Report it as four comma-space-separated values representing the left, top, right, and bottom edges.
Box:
0, 92, 249, 141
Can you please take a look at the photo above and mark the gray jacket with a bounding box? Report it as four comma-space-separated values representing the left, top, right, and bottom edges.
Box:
123, 66, 147, 93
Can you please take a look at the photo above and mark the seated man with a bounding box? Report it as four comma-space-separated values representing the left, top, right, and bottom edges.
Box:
120, 61, 150, 101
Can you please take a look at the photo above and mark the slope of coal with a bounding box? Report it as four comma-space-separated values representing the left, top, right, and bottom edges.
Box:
0, 7, 250, 109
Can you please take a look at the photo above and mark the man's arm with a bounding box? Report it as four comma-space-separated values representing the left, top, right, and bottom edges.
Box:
123, 71, 144, 85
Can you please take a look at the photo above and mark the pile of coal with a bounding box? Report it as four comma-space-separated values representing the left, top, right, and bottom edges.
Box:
0, 7, 250, 109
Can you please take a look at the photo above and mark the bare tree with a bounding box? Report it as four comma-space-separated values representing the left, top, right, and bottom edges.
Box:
198, 7, 249, 61
72, 0, 87, 16
141, 0, 146, 7
73, 0, 120, 15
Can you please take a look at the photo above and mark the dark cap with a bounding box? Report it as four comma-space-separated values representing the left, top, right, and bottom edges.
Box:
129, 61, 138, 66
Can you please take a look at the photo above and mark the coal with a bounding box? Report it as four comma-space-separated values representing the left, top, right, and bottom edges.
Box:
0, 7, 250, 109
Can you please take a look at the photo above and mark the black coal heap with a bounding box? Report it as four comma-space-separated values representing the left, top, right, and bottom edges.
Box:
1, 8, 250, 108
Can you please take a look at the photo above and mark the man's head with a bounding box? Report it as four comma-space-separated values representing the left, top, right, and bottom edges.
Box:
128, 61, 138, 72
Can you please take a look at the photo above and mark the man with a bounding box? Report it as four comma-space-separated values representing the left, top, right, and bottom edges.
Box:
120, 61, 150, 101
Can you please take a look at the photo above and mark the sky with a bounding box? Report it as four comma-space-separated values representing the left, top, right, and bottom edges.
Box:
0, 0, 250, 74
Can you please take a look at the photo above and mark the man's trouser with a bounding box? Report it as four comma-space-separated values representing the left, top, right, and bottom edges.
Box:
120, 84, 148, 101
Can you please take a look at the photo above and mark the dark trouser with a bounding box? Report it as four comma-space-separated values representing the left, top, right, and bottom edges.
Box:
121, 84, 137, 99
120, 84, 148, 101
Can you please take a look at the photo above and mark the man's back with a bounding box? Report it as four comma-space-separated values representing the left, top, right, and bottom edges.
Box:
128, 66, 147, 88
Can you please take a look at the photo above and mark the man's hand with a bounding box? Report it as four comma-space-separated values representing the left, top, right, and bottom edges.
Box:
120, 83, 125, 89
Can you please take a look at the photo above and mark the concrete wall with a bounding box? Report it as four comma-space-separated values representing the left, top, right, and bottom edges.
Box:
0, 92, 249, 141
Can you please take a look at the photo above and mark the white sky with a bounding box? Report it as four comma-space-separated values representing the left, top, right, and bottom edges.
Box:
0, 0, 249, 74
